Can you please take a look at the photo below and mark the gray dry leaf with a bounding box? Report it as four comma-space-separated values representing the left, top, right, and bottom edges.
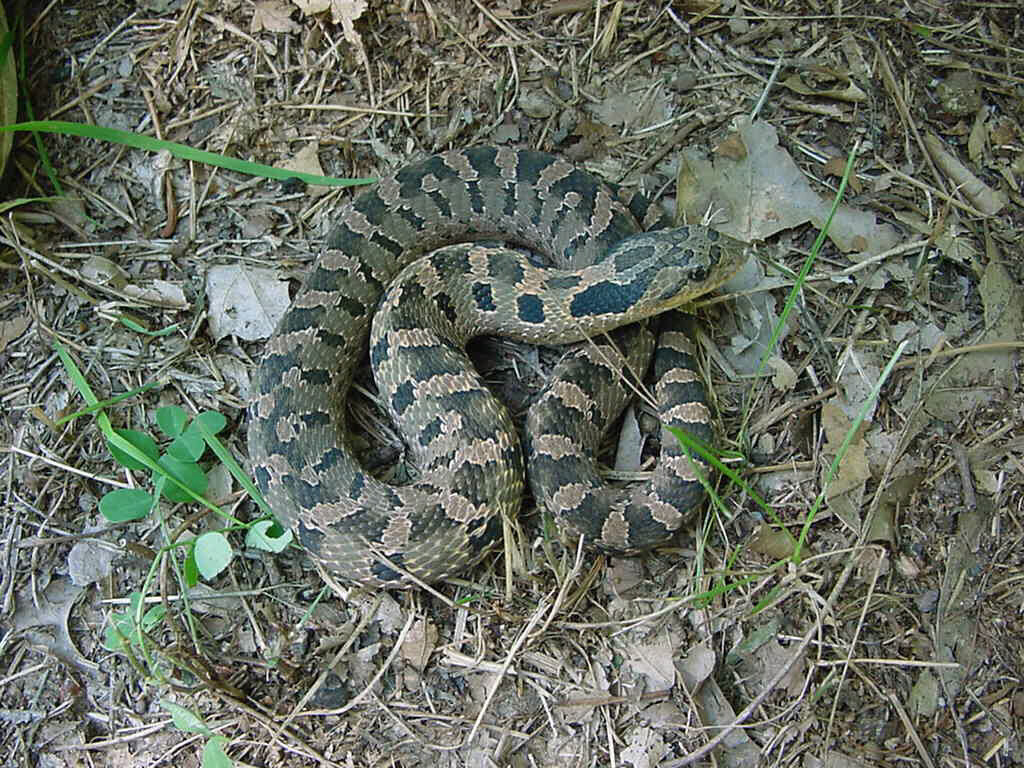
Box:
607, 557, 645, 596
619, 726, 667, 768
68, 540, 118, 586
82, 255, 129, 290
836, 346, 881, 422
717, 254, 787, 376
692, 676, 761, 768
206, 264, 291, 342
625, 633, 677, 691
781, 71, 867, 103
80, 257, 187, 309
293, 0, 368, 57
923, 132, 1005, 215
590, 79, 670, 129
935, 502, 987, 700
908, 669, 939, 718
370, 592, 405, 634
613, 405, 644, 471
204, 463, 234, 505
678, 118, 899, 256
12, 580, 95, 672
676, 643, 715, 692
821, 400, 871, 531
768, 356, 798, 390
734, 636, 806, 699
186, 583, 243, 617
925, 258, 1021, 421
895, 211, 979, 267
821, 401, 871, 498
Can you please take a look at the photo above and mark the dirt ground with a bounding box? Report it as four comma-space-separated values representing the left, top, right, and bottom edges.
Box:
1, 1, 1023, 766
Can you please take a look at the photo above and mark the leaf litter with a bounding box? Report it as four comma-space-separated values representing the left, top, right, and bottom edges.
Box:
0, 3, 1021, 767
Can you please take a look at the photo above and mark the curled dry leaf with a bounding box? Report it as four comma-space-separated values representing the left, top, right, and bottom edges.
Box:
782, 71, 867, 103
923, 132, 1005, 216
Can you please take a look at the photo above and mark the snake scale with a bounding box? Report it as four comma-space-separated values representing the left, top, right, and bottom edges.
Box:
249, 146, 744, 587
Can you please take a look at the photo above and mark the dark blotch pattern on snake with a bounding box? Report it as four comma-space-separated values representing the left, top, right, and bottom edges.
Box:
249, 146, 744, 587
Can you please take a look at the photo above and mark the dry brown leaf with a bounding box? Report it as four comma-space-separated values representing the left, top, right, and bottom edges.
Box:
280, 143, 331, 197
0, 316, 30, 354
822, 155, 862, 193
821, 400, 871, 499
678, 118, 899, 255
748, 524, 796, 560
400, 619, 438, 672
252, 0, 301, 33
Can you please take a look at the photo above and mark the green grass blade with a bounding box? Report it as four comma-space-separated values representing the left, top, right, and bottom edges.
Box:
792, 339, 908, 562
0, 120, 377, 188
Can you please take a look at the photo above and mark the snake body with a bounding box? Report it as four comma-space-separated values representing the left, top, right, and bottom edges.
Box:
249, 147, 743, 587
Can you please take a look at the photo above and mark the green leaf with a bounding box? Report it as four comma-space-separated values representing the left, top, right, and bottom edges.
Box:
99, 488, 155, 522
161, 699, 214, 736
184, 546, 199, 588
108, 429, 160, 470
168, 429, 206, 463
156, 405, 188, 437
202, 736, 232, 768
194, 532, 232, 580
141, 603, 166, 632
157, 455, 208, 503
194, 410, 227, 435
246, 519, 293, 553
103, 611, 135, 652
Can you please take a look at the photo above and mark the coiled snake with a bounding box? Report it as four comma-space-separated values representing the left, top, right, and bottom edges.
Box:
249, 146, 744, 587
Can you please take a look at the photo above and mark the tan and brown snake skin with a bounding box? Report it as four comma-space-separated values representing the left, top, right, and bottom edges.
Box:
248, 146, 744, 587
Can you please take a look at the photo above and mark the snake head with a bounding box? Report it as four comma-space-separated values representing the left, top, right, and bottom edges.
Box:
605, 226, 748, 314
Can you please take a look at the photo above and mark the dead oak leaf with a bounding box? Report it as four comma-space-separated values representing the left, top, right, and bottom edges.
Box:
252, 1, 301, 33
292, 0, 369, 75
292, 0, 366, 30
678, 117, 899, 256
